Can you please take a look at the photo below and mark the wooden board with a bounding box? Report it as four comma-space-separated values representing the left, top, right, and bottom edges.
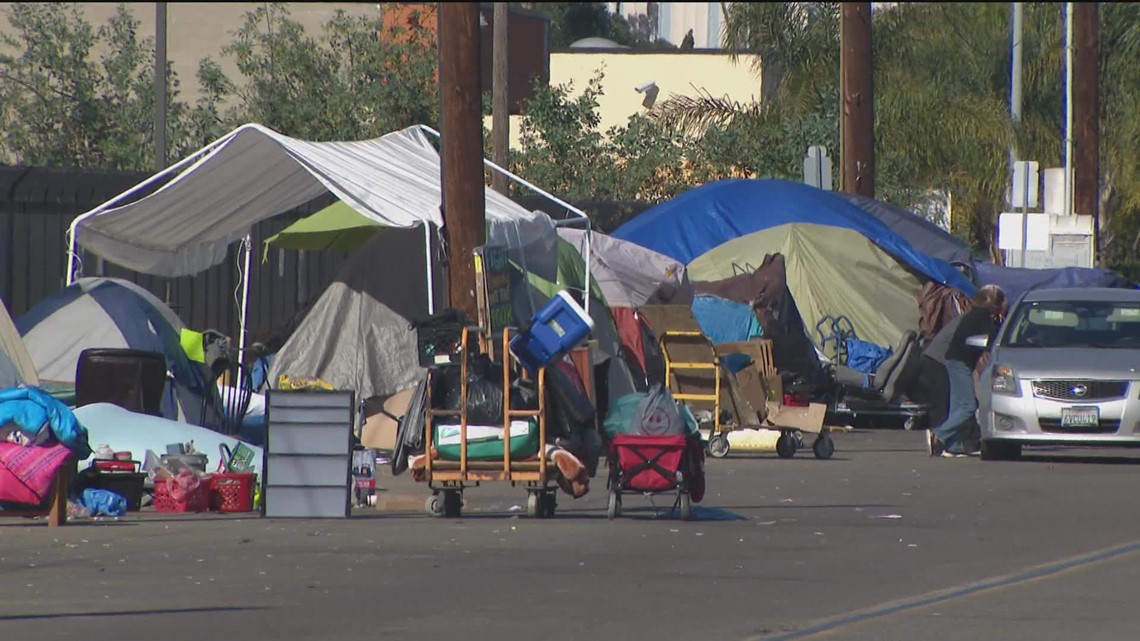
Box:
716, 339, 777, 377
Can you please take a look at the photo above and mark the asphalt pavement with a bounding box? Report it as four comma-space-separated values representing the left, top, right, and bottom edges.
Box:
2, 429, 1139, 641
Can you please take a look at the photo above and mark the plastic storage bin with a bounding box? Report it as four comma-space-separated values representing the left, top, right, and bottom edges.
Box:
153, 476, 210, 513
208, 473, 257, 512
509, 291, 594, 372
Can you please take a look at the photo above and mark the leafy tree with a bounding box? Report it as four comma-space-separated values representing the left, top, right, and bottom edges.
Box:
219, 3, 438, 142
527, 2, 633, 48
510, 69, 751, 228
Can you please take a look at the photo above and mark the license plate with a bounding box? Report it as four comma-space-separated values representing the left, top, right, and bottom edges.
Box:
1061, 406, 1099, 427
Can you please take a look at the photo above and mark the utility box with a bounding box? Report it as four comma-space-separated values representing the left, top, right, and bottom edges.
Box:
998, 212, 1094, 269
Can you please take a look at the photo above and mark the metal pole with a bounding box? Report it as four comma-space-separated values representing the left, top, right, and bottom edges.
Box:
1063, 2, 1075, 216
155, 2, 168, 171
438, 3, 487, 321
424, 222, 436, 316
1020, 170, 1029, 268
491, 2, 510, 195
238, 235, 252, 363
1010, 3, 1023, 124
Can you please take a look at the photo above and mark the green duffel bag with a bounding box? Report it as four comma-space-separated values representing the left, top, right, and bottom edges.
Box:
433, 420, 541, 461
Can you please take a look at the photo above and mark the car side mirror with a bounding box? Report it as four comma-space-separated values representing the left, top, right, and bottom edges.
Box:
965, 334, 989, 349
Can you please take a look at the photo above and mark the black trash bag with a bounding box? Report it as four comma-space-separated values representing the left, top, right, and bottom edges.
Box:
433, 355, 539, 426
545, 364, 596, 440
510, 377, 540, 412
435, 356, 502, 425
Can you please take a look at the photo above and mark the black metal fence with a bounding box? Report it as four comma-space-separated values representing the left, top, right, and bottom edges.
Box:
1, 166, 349, 343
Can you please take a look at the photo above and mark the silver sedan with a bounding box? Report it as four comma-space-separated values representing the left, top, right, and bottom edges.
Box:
973, 287, 1140, 460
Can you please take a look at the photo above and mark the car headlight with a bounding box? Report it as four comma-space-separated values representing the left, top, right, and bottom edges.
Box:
991, 364, 1021, 397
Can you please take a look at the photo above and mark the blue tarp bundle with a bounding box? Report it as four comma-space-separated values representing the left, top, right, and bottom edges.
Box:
973, 262, 1133, 304
846, 338, 892, 374
612, 178, 977, 295
691, 295, 763, 345
0, 386, 92, 459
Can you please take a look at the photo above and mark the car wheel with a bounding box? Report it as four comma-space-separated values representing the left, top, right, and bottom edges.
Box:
980, 439, 1022, 461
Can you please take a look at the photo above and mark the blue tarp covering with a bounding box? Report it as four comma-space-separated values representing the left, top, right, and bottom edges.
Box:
691, 295, 763, 345
972, 262, 1133, 304
612, 179, 976, 294
0, 386, 92, 458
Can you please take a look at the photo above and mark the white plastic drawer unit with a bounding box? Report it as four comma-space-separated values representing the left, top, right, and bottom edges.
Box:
263, 390, 356, 519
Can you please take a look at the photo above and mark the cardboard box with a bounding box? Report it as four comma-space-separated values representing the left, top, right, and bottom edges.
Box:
360, 388, 414, 451
765, 402, 828, 434
733, 367, 770, 425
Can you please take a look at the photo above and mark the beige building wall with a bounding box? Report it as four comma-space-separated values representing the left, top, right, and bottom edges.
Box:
0, 2, 380, 103
488, 50, 761, 149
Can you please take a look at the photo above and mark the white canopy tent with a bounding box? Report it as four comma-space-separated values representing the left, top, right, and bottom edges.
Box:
66, 124, 591, 357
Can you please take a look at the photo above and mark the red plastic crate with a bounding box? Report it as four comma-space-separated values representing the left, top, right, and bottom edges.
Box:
209, 473, 256, 513
153, 476, 209, 513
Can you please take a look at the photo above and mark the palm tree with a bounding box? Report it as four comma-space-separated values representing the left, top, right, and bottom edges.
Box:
650, 2, 839, 134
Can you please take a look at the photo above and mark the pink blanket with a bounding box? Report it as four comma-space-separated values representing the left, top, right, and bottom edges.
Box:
0, 442, 70, 505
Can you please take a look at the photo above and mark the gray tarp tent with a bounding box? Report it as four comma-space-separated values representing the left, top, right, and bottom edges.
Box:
1, 300, 37, 389
268, 209, 582, 399
267, 226, 445, 399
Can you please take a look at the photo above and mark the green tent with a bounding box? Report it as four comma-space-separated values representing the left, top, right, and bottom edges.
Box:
263, 201, 382, 260
268, 200, 608, 303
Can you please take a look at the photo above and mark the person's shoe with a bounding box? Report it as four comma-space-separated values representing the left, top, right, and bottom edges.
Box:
926, 430, 944, 457
940, 450, 967, 458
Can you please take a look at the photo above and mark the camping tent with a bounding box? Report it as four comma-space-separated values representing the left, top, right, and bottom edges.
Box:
267, 227, 444, 399
557, 228, 693, 308
268, 212, 615, 399
67, 124, 583, 356
832, 192, 976, 266
1, 300, 37, 389
16, 278, 221, 424
612, 179, 976, 349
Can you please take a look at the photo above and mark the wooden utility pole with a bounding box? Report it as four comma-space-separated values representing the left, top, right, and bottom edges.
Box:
839, 2, 874, 198
491, 3, 510, 194
438, 2, 487, 320
1073, 2, 1100, 259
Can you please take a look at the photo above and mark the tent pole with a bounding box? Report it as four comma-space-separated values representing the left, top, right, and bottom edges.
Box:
424, 222, 436, 316
238, 234, 252, 363
583, 224, 592, 316
417, 125, 588, 225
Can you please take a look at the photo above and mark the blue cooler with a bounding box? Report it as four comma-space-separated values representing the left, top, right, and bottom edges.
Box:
509, 291, 595, 372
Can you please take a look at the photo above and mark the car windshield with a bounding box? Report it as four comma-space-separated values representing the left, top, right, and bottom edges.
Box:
1003, 300, 1140, 348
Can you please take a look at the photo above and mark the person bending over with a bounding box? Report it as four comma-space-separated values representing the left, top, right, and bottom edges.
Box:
925, 285, 1006, 457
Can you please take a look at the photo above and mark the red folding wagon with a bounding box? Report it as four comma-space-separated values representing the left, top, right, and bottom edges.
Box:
606, 433, 705, 521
